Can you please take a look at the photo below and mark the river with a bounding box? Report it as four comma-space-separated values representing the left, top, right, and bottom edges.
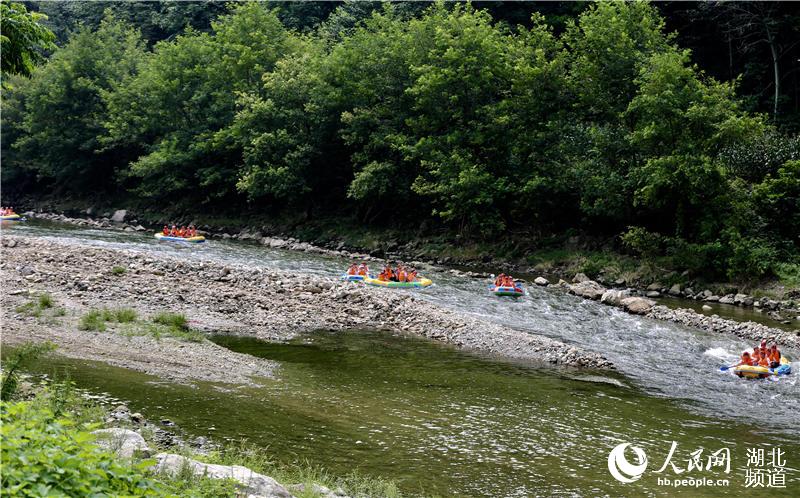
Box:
8, 219, 800, 496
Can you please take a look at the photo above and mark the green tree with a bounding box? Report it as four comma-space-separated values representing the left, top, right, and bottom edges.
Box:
105, 3, 296, 203
0, 2, 56, 79
11, 14, 145, 191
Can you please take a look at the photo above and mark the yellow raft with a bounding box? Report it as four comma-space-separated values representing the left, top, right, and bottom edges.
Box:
154, 233, 206, 244
0, 214, 22, 222
733, 356, 791, 379
363, 276, 433, 289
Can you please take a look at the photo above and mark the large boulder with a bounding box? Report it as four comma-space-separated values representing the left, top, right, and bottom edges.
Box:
572, 272, 590, 283
111, 209, 127, 223
719, 294, 735, 305
92, 428, 150, 458
153, 453, 292, 498
668, 284, 682, 296
620, 297, 656, 315
533, 277, 549, 286
600, 289, 630, 306
569, 280, 606, 300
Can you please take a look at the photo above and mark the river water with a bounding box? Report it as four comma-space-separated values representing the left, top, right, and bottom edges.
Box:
7, 220, 800, 496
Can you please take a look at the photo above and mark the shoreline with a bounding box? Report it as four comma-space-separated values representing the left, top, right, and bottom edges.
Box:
2, 234, 614, 384
21, 209, 800, 320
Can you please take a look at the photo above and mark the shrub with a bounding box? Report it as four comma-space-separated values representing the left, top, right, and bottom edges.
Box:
114, 308, 138, 323
0, 342, 56, 401
78, 310, 106, 332
37, 293, 53, 309
111, 266, 127, 275
0, 401, 160, 497
152, 312, 188, 330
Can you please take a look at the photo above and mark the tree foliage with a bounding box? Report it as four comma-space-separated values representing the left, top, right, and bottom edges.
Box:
0, 2, 56, 79
4, 1, 799, 281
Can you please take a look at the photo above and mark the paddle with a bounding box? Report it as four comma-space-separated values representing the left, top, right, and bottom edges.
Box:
719, 365, 736, 371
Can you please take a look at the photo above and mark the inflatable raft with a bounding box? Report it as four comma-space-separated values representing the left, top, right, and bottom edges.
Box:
733, 356, 791, 379
0, 214, 22, 222
342, 274, 366, 282
490, 284, 524, 297
154, 233, 206, 244
363, 276, 432, 288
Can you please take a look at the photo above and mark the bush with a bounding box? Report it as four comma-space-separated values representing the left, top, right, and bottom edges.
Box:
37, 293, 53, 309
78, 310, 106, 331
724, 233, 778, 282
0, 401, 160, 497
0, 342, 56, 401
152, 312, 188, 330
112, 266, 127, 276
114, 308, 138, 323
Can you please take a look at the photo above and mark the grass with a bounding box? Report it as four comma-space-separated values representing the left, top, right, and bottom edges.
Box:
111, 266, 127, 276
15, 293, 65, 320
152, 312, 188, 330
79, 308, 138, 332
116, 311, 204, 342
79, 310, 106, 331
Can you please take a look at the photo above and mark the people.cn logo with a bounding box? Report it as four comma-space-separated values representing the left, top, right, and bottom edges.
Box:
608, 443, 648, 483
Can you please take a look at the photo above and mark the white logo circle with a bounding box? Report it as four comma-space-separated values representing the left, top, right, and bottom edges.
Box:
608, 443, 648, 483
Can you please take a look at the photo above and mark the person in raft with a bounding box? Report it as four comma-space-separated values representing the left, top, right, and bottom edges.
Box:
1, 207, 16, 215
735, 339, 782, 368
494, 274, 517, 288
378, 264, 417, 282
346, 263, 370, 276
163, 225, 197, 238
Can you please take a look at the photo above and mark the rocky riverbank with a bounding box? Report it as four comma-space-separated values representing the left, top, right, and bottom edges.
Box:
550, 274, 800, 349
23, 210, 800, 321
1, 235, 613, 382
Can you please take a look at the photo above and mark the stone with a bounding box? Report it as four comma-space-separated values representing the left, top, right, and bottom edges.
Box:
701, 289, 713, 298
572, 273, 590, 283
600, 289, 630, 306
702, 304, 712, 311
569, 280, 606, 300
646, 283, 661, 291
734, 293, 748, 305
646, 291, 661, 298
620, 297, 656, 315
92, 429, 150, 458
534, 277, 549, 286
130, 412, 144, 424
289, 483, 349, 498
719, 295, 735, 305
705, 295, 720, 302
668, 284, 682, 296
153, 453, 292, 498
111, 210, 127, 223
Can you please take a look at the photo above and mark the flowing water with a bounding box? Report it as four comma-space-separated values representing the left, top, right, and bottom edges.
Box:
6, 219, 800, 496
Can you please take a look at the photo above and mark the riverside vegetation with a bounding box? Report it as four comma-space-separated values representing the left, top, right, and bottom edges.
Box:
2, 1, 798, 293
0, 348, 402, 498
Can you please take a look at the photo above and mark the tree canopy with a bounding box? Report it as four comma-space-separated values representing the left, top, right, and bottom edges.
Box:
3, 1, 799, 281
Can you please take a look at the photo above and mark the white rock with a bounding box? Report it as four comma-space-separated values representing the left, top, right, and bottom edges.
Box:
153, 453, 292, 498
92, 428, 150, 458
620, 297, 656, 315
572, 273, 590, 283
569, 280, 606, 300
600, 289, 630, 306
111, 209, 127, 223
534, 277, 549, 286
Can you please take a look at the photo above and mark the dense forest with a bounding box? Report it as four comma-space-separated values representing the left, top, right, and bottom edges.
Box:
2, 1, 799, 283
